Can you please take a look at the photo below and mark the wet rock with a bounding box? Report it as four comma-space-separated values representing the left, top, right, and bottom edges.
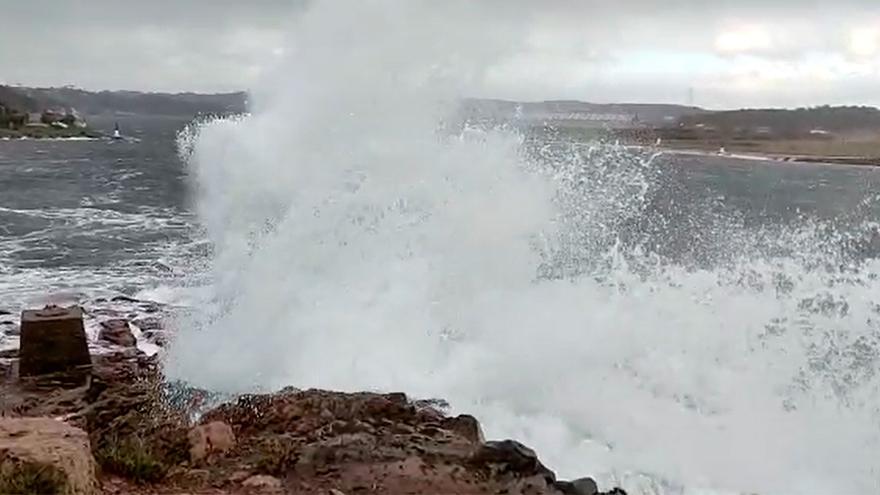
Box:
413, 397, 450, 412
131, 317, 163, 331
19, 306, 91, 380
0, 358, 16, 381
0, 417, 98, 495
141, 330, 168, 346
442, 414, 484, 444
385, 391, 408, 405
555, 477, 599, 495
139, 302, 161, 314
98, 319, 136, 347
1, 323, 19, 336
110, 296, 140, 304
188, 421, 236, 462
162, 381, 223, 417
203, 389, 424, 437
471, 439, 556, 483
90, 348, 159, 388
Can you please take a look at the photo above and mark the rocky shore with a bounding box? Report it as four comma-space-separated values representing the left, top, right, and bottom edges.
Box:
0, 127, 103, 140
0, 303, 626, 495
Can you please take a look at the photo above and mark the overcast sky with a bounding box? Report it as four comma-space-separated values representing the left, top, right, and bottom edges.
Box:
2, 0, 880, 109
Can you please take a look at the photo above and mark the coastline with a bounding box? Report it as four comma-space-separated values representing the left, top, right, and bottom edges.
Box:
0, 300, 626, 495
658, 139, 880, 167
656, 144, 880, 167
0, 135, 103, 142
0, 128, 104, 141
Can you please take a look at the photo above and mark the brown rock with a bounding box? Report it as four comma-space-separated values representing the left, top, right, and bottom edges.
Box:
442, 414, 485, 444
19, 306, 91, 378
385, 392, 408, 405
98, 319, 136, 348
188, 421, 236, 462
555, 477, 599, 495
0, 417, 97, 495
471, 439, 556, 483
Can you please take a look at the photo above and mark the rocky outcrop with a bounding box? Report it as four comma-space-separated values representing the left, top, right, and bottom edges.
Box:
0, 417, 98, 495
555, 477, 600, 495
471, 439, 557, 484
1, 302, 629, 495
193, 388, 625, 495
442, 413, 485, 444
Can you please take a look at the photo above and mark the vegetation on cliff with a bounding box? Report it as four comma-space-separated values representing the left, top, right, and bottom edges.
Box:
1, 85, 246, 118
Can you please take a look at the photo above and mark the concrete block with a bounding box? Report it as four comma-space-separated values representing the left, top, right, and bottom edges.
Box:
19, 306, 91, 378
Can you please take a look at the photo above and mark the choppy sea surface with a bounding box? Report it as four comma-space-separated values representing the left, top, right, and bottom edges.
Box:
2, 117, 876, 315
2, 114, 880, 494
0, 116, 207, 352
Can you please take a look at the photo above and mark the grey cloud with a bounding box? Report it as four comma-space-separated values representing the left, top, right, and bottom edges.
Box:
4, 0, 302, 29
1, 0, 879, 106
0, 0, 304, 91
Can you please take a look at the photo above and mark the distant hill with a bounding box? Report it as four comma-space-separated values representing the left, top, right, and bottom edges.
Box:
0, 85, 247, 117
460, 98, 707, 128
0, 85, 53, 113
677, 106, 880, 136
460, 99, 880, 139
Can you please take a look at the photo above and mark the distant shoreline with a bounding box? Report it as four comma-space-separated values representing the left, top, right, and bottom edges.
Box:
657, 144, 880, 167
0, 135, 101, 142
0, 127, 104, 140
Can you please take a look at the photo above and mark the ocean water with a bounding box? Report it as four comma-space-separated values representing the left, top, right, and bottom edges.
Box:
5, 2, 880, 493
0, 116, 208, 350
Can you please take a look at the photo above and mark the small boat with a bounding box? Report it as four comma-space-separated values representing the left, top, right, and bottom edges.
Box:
112, 122, 122, 140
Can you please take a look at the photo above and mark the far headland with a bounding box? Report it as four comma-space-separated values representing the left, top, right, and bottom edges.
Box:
3, 84, 879, 166
0, 85, 247, 140
462, 99, 880, 166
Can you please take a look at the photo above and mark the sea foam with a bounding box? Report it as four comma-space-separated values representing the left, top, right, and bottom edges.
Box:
168, 2, 880, 493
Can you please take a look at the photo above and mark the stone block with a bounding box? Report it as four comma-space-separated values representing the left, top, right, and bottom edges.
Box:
19, 306, 91, 378
188, 421, 236, 462
0, 417, 98, 495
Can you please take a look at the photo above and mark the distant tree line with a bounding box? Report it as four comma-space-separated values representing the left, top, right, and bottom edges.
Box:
0, 102, 29, 129
676, 106, 880, 137
0, 85, 248, 118
33, 87, 248, 116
